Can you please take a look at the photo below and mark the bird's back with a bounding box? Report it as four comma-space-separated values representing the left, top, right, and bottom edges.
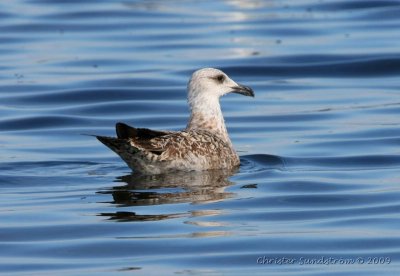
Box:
97, 125, 239, 174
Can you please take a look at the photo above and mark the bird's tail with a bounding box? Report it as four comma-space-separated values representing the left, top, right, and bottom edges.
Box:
96, 136, 139, 156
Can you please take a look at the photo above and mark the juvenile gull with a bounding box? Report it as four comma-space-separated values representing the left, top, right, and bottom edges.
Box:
96, 68, 254, 174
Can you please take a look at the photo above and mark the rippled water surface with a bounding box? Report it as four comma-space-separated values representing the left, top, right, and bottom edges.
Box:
1, 0, 400, 275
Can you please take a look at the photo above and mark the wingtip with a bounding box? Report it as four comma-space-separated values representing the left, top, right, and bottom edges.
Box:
116, 122, 137, 139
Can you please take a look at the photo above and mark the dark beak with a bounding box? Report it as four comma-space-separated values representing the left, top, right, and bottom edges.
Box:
231, 84, 255, 97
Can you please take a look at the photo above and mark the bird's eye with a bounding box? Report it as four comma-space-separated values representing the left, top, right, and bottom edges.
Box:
216, 75, 225, 83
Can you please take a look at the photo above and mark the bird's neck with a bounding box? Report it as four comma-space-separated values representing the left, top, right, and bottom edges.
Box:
186, 97, 231, 143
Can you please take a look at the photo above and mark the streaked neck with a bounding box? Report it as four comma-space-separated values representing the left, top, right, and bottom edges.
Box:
186, 97, 231, 143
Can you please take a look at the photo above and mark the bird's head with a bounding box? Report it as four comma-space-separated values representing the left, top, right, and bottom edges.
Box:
187, 68, 254, 106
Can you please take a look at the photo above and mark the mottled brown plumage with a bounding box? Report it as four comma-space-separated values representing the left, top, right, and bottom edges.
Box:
96, 68, 254, 174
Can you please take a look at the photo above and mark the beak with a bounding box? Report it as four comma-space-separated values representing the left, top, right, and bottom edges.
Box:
231, 83, 255, 97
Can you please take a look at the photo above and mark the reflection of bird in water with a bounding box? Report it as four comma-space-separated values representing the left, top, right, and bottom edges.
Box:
98, 168, 238, 222
96, 68, 254, 174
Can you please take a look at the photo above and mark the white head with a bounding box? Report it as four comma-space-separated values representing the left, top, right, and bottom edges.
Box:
187, 68, 254, 110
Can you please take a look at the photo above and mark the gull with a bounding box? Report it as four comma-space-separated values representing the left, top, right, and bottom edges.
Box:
96, 68, 254, 174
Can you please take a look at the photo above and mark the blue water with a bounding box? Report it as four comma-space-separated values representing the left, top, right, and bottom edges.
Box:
1, 0, 400, 275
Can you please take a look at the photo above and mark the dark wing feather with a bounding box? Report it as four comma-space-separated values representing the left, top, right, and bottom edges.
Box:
116, 122, 171, 140
115, 122, 177, 155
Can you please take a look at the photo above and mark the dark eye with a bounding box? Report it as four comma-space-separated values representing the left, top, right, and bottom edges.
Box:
216, 74, 225, 83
